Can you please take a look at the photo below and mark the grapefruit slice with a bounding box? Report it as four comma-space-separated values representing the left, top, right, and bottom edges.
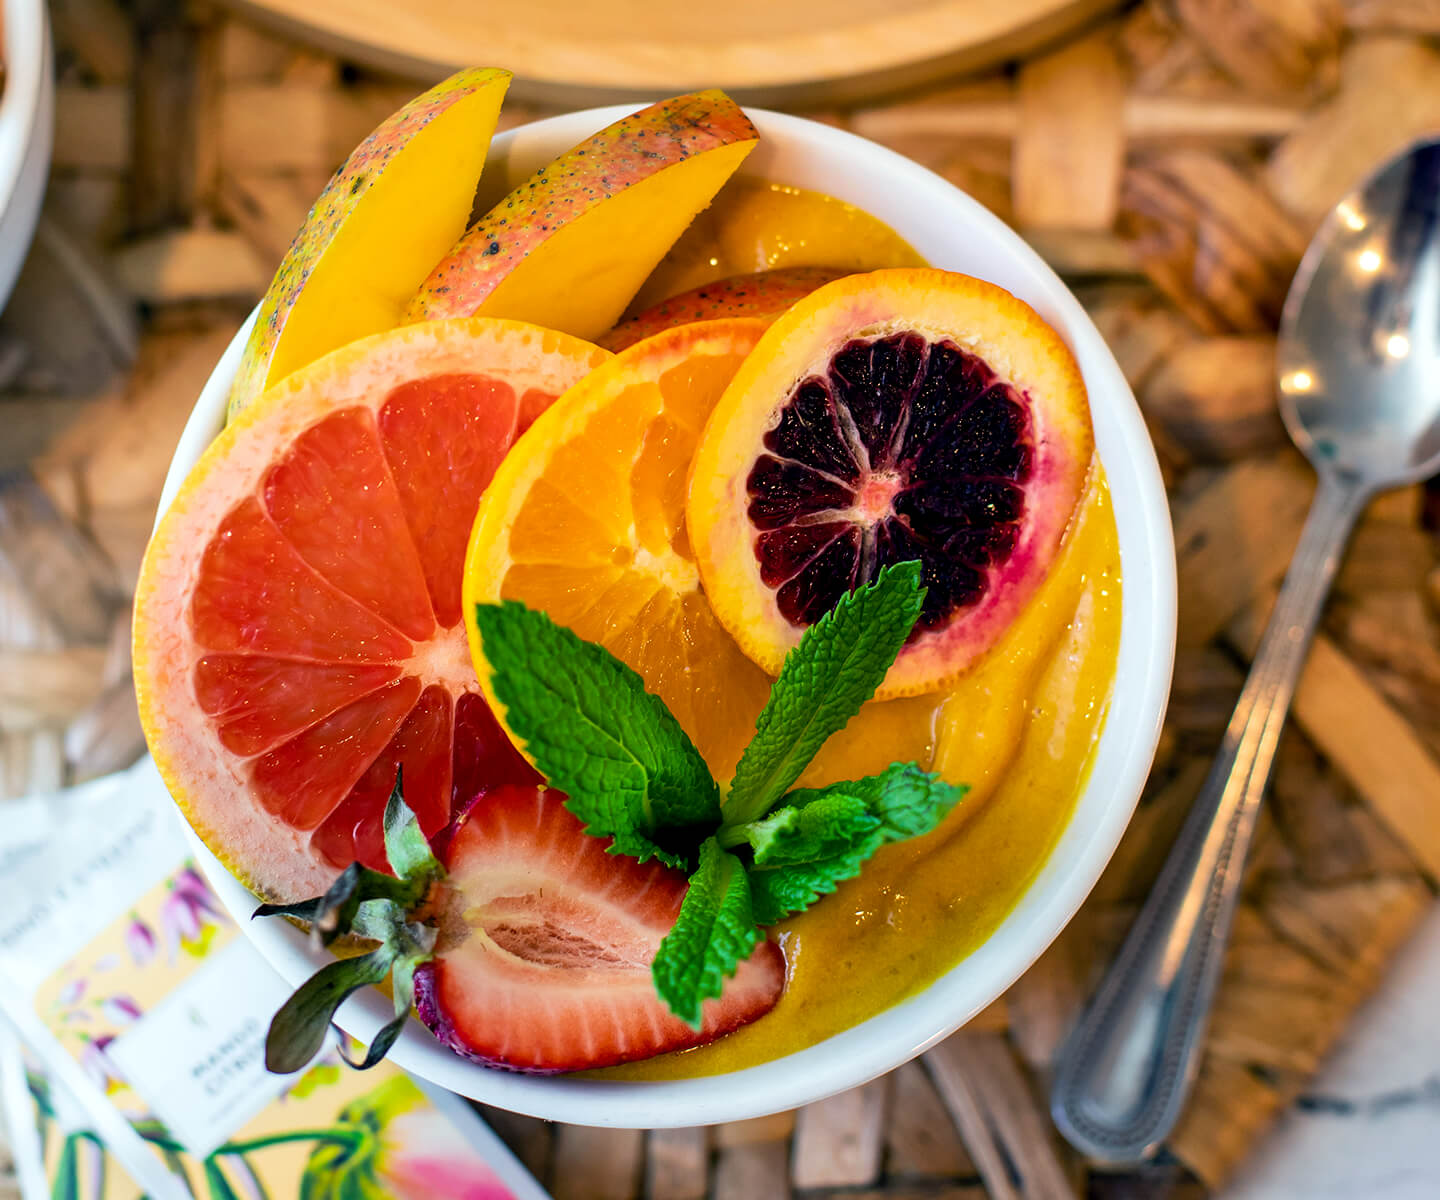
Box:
134, 319, 610, 903
687, 269, 1093, 699
463, 320, 774, 783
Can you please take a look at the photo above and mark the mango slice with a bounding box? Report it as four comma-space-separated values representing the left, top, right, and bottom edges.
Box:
404, 90, 758, 343
227, 67, 511, 420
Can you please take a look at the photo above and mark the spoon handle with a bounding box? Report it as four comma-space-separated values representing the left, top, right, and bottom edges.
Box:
1050, 472, 1369, 1164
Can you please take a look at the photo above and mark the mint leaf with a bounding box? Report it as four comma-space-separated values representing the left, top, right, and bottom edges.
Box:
784, 763, 969, 846
743, 764, 966, 925
747, 834, 883, 926
652, 839, 761, 1029
722, 792, 880, 865
474, 601, 720, 866
723, 561, 925, 826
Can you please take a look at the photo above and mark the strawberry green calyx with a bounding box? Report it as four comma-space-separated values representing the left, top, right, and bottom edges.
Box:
259, 773, 442, 1073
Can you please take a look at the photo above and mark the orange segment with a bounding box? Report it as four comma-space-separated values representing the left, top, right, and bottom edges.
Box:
134, 319, 610, 902
464, 320, 774, 781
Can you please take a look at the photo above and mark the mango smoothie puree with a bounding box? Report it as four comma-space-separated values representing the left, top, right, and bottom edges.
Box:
131, 74, 1121, 1080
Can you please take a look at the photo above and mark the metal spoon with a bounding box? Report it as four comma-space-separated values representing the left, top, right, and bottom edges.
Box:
1049, 135, 1440, 1164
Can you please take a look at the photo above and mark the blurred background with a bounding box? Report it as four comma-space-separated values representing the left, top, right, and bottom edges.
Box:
1, 0, 1439, 1197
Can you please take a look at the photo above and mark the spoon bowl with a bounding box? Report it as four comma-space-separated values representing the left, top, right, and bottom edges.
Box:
1280, 138, 1440, 485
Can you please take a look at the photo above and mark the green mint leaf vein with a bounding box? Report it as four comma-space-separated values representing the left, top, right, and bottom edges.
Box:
721, 791, 880, 865
474, 600, 720, 866
723, 561, 925, 826
652, 839, 761, 1029
785, 763, 969, 846
747, 833, 884, 926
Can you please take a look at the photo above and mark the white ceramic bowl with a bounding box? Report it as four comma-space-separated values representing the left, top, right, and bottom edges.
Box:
0, 0, 53, 311
158, 105, 1177, 1128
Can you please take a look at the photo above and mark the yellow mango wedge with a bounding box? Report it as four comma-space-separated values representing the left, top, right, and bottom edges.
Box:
227, 67, 511, 420
404, 91, 758, 342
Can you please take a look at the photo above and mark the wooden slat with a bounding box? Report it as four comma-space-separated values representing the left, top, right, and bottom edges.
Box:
711, 1143, 790, 1200
50, 0, 135, 84
925, 1033, 1075, 1200
646, 1127, 709, 1200
791, 1079, 890, 1188
551, 1126, 644, 1200
884, 1061, 975, 1179
1014, 34, 1127, 230
712, 1111, 795, 1147
1227, 599, 1440, 879
1141, 337, 1286, 461
53, 87, 133, 170
1173, 454, 1315, 648
111, 229, 269, 304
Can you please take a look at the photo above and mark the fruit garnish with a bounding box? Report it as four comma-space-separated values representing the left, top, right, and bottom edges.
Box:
463, 318, 775, 782
260, 563, 963, 1071
133, 319, 609, 902
688, 268, 1094, 699
598, 267, 844, 352
227, 68, 512, 420
471, 561, 966, 1028
404, 90, 759, 343
261, 777, 785, 1075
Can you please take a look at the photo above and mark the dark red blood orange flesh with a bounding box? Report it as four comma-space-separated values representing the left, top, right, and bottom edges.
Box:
749, 332, 1033, 633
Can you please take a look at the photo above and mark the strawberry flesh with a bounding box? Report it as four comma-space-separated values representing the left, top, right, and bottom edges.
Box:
413, 784, 785, 1073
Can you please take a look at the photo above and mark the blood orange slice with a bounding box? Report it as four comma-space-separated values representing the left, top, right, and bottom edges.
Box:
133, 319, 610, 902
688, 268, 1093, 699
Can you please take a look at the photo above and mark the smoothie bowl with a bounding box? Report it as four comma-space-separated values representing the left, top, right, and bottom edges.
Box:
138, 80, 1175, 1127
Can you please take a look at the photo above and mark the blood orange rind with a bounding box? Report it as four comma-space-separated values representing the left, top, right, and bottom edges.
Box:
687, 268, 1093, 700
134, 318, 610, 903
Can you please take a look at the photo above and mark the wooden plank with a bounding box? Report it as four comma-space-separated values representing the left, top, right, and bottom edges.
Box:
51, 0, 135, 83
1227, 598, 1440, 879
477, 1105, 554, 1183
53, 87, 132, 170
219, 83, 420, 172
0, 647, 109, 728
712, 1142, 789, 1200
1092, 757, 1211, 904
130, 0, 202, 232
1014, 34, 1127, 230
1173, 454, 1314, 648
111, 229, 268, 304
1173, 0, 1342, 98
551, 1125, 644, 1200
791, 1078, 890, 1188
1141, 337, 1286, 461
925, 1033, 1075, 1200
218, 17, 295, 81
1005, 921, 1089, 1069
1266, 36, 1440, 225
1168, 1055, 1284, 1188
1344, 0, 1440, 33
216, 171, 311, 267
645, 1127, 709, 1200
712, 1111, 795, 1147
884, 1060, 975, 1178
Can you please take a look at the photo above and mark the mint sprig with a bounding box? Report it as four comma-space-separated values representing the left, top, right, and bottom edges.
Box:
476, 561, 968, 1030
473, 601, 720, 867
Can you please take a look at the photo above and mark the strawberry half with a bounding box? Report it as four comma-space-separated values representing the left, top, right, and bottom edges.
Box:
414, 784, 786, 1073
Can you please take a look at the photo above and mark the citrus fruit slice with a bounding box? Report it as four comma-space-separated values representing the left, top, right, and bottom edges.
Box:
688, 268, 1093, 699
599, 267, 843, 353
134, 319, 611, 902
464, 319, 774, 782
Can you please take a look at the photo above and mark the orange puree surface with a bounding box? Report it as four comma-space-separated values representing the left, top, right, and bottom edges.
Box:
599, 178, 1123, 1080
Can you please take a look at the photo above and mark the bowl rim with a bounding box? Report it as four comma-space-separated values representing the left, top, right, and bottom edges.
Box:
0, 0, 48, 217
158, 103, 1177, 1128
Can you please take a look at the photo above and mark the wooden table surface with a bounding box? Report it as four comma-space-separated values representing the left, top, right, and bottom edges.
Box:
2, 1, 1439, 1196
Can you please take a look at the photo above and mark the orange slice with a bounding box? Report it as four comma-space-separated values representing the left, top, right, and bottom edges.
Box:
688, 269, 1093, 699
464, 320, 774, 782
134, 319, 610, 902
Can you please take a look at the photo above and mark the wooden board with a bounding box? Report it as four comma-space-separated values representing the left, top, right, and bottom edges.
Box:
219, 0, 1126, 105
